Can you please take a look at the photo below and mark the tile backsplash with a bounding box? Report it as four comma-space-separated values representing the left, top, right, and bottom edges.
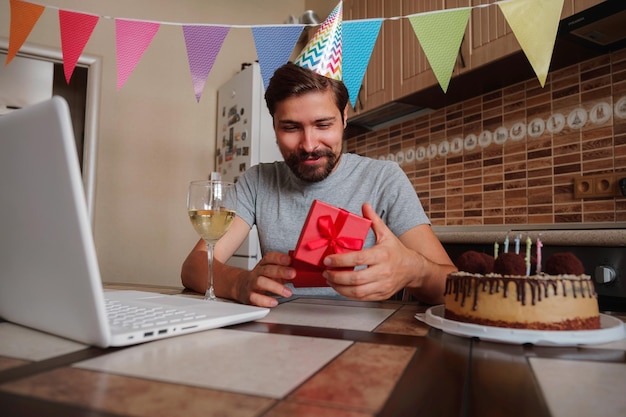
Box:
346, 49, 626, 228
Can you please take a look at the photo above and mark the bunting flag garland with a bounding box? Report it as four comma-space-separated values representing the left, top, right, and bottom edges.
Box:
294, 1, 342, 80
182, 25, 230, 102
498, 0, 565, 87
343, 19, 382, 108
5, 0, 44, 64
59, 10, 99, 83
408, 8, 471, 93
5, 0, 567, 100
252, 25, 304, 90
115, 19, 160, 90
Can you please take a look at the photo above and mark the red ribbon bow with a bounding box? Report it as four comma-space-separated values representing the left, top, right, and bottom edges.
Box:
305, 212, 364, 258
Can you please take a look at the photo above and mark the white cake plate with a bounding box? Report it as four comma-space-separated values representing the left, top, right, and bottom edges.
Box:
416, 305, 626, 346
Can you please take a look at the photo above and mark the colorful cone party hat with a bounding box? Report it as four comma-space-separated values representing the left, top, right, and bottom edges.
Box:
294, 1, 342, 80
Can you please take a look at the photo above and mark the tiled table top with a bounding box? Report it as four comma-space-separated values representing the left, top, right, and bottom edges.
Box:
0, 286, 624, 417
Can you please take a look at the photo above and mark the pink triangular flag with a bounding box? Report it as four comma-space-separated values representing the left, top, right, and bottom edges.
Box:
6, 0, 45, 65
59, 10, 99, 83
182, 25, 230, 102
115, 19, 160, 90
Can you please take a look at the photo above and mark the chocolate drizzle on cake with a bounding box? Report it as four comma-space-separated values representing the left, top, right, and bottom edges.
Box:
444, 273, 597, 311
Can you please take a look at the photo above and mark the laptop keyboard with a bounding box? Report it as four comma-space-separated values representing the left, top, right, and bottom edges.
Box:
105, 299, 208, 330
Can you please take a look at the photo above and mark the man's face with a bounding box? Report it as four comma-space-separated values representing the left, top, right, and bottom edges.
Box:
273, 89, 347, 182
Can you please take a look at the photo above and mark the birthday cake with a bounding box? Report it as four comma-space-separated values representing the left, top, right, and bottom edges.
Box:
444, 250, 600, 330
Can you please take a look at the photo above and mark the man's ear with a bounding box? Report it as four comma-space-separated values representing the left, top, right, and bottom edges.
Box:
343, 105, 349, 128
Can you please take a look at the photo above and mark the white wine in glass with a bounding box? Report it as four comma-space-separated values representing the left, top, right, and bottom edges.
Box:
187, 180, 236, 300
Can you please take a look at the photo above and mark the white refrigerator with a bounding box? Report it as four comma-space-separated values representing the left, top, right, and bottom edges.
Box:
215, 62, 283, 269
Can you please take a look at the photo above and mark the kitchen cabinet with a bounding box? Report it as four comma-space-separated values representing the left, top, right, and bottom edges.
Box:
345, 0, 605, 117
468, 0, 604, 73
344, 0, 471, 116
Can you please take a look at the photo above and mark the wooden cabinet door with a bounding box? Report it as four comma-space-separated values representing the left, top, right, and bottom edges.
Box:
347, 0, 605, 114
469, 0, 605, 71
344, 0, 392, 114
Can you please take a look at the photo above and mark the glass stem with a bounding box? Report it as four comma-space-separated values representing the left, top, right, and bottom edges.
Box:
205, 242, 216, 300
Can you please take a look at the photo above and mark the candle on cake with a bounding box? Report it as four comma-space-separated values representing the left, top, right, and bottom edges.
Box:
525, 235, 532, 276
536, 236, 543, 274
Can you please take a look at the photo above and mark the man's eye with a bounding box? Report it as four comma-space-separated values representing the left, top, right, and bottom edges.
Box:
317, 123, 331, 129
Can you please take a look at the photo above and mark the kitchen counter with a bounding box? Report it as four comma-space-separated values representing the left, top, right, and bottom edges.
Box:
0, 284, 625, 417
434, 225, 626, 247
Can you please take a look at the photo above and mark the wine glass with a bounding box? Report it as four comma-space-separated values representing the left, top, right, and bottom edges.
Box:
187, 180, 236, 300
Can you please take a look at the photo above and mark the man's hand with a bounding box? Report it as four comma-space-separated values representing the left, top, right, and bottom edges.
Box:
321, 203, 418, 300
232, 252, 295, 307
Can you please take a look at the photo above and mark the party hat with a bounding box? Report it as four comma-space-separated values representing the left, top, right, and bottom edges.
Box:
294, 1, 342, 80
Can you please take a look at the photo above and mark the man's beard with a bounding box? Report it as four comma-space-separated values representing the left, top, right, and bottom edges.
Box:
285, 149, 340, 182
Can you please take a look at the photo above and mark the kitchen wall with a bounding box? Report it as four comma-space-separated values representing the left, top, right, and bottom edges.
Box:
347, 49, 626, 229
0, 0, 310, 286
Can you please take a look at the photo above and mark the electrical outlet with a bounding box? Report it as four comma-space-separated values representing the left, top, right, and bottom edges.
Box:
574, 174, 621, 199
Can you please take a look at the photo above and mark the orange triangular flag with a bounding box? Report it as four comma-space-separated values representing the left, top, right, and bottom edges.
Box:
6, 0, 45, 65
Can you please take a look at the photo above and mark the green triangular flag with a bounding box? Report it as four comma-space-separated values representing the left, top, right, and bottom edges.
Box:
408, 8, 470, 93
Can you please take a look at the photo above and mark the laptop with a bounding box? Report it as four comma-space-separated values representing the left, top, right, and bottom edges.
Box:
0, 96, 269, 348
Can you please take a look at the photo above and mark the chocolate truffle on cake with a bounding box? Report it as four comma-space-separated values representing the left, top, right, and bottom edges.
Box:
482, 252, 495, 273
456, 251, 494, 274
545, 252, 585, 275
493, 252, 526, 275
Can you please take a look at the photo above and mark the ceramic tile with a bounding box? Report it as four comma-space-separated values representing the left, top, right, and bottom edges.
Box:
288, 342, 417, 414
75, 329, 352, 399
345, 52, 626, 229
1, 367, 274, 417
259, 301, 396, 331
265, 401, 373, 417
0, 323, 86, 361
529, 357, 626, 417
374, 305, 429, 336
0, 356, 29, 371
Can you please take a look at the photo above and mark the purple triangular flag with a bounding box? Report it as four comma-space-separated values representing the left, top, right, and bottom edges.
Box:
343, 19, 382, 108
252, 25, 304, 89
182, 25, 230, 102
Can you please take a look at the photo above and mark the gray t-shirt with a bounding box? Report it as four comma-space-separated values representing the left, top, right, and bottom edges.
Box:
234, 153, 430, 255
231, 153, 430, 296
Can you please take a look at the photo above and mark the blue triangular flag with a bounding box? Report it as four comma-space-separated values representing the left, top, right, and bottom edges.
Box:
343, 19, 382, 108
252, 25, 304, 89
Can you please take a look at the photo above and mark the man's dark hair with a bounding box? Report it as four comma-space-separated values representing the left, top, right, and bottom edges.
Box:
264, 63, 350, 122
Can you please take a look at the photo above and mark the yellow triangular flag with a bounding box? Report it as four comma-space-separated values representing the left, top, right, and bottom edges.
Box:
408, 8, 471, 93
498, 0, 564, 87
6, 0, 45, 65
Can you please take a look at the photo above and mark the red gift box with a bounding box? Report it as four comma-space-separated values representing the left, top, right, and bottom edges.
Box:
292, 200, 372, 272
288, 251, 327, 287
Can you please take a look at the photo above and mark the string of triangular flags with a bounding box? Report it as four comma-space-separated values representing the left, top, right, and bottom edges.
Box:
4, 0, 564, 106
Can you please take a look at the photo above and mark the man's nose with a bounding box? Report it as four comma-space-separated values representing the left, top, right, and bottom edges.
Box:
300, 128, 319, 153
